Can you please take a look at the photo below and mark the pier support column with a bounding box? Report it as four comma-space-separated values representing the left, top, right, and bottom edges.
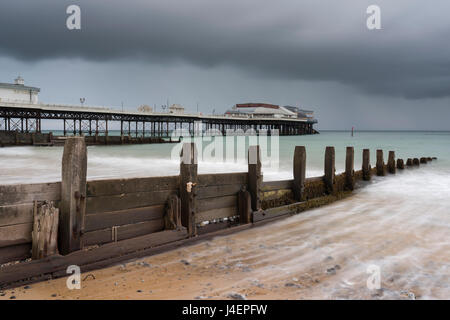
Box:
345, 146, 355, 191
362, 149, 371, 180
293, 146, 306, 202
60, 137, 87, 255
376, 150, 386, 176
248, 145, 262, 212
388, 151, 396, 174
324, 146, 335, 194
180, 142, 198, 237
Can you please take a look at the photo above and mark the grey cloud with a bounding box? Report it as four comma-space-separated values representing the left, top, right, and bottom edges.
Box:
0, 0, 449, 99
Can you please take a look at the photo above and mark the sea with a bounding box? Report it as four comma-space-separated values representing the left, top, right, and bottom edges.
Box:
0, 130, 449, 299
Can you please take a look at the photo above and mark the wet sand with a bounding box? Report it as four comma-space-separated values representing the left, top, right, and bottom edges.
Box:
1, 173, 449, 300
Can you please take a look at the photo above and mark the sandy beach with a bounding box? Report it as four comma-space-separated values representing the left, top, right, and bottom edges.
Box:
2, 181, 448, 300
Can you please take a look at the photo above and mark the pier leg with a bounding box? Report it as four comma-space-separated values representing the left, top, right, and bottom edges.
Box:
376, 150, 386, 176
345, 146, 355, 191
324, 146, 335, 194
248, 145, 262, 211
293, 146, 306, 201
60, 137, 87, 255
180, 142, 198, 237
388, 151, 396, 174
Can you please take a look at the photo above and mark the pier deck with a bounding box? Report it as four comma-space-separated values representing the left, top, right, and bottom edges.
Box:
0, 102, 317, 142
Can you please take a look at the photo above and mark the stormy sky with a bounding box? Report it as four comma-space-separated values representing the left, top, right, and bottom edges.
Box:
0, 0, 449, 130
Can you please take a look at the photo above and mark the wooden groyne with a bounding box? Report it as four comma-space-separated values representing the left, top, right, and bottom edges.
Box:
0, 138, 436, 288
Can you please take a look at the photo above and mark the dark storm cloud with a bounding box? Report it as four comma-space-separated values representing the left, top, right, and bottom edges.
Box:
1, 0, 449, 99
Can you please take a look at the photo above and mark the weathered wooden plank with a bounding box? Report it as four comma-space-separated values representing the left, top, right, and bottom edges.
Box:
197, 195, 237, 212
0, 223, 32, 248
253, 207, 291, 223
0, 229, 188, 288
0, 243, 31, 265
261, 180, 293, 192
195, 206, 237, 223
0, 203, 34, 227
197, 221, 237, 235
82, 219, 165, 246
85, 205, 164, 232
0, 182, 61, 206
196, 183, 243, 199
86, 176, 179, 198
32, 202, 59, 260
86, 190, 174, 214
165, 195, 181, 230
197, 172, 247, 186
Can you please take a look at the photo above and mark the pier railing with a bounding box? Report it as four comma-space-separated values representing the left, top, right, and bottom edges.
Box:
0, 137, 436, 288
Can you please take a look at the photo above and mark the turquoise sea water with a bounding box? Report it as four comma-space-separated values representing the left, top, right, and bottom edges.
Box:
2, 131, 448, 183
0, 131, 449, 299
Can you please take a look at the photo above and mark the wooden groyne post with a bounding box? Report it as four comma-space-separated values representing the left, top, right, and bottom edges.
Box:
324, 146, 335, 194
397, 158, 405, 169
388, 151, 396, 174
376, 149, 386, 176
345, 146, 355, 191
59, 137, 87, 255
248, 145, 262, 211
180, 142, 198, 237
293, 146, 306, 201
362, 149, 371, 181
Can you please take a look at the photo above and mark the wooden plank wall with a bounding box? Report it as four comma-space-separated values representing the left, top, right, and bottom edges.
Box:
195, 172, 247, 234
261, 171, 363, 210
82, 176, 179, 246
0, 182, 61, 264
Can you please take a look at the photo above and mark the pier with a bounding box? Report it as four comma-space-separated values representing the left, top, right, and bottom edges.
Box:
0, 137, 435, 289
0, 102, 317, 146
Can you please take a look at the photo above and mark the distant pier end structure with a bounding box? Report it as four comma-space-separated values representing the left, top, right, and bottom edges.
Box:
0, 81, 318, 146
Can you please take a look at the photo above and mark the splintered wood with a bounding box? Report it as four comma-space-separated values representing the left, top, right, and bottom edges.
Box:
32, 201, 59, 260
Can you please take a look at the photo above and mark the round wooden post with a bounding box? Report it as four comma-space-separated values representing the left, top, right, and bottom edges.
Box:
397, 159, 405, 169
362, 149, 371, 181
180, 142, 198, 237
406, 158, 413, 166
345, 146, 355, 191
324, 146, 335, 194
293, 146, 306, 201
388, 151, 396, 174
413, 158, 420, 166
60, 137, 87, 255
376, 149, 386, 176
248, 145, 262, 211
